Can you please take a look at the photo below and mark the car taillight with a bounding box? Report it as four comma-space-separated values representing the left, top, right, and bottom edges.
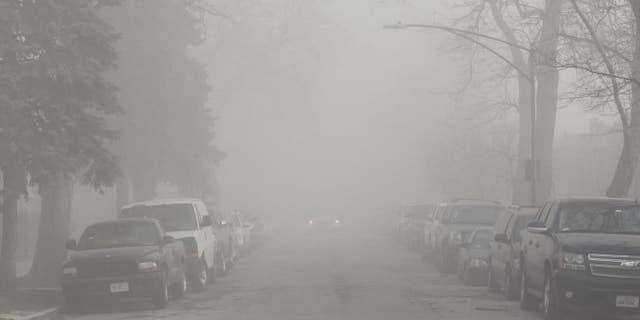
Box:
182, 237, 199, 258
63, 266, 78, 278
138, 261, 159, 273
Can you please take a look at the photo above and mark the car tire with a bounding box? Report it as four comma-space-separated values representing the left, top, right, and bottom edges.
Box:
487, 265, 499, 293
520, 267, 538, 311
190, 258, 209, 292
171, 271, 187, 299
462, 265, 473, 286
63, 298, 83, 314
505, 267, 519, 300
152, 274, 169, 309
543, 270, 564, 320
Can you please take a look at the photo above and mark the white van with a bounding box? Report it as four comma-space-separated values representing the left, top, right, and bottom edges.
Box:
121, 198, 216, 291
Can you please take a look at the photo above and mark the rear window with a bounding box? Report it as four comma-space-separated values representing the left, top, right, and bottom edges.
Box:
78, 221, 159, 250
449, 205, 502, 225
122, 204, 197, 232
405, 204, 434, 219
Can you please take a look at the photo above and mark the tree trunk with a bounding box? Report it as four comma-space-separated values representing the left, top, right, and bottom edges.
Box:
607, 0, 640, 197
487, 0, 533, 205
0, 162, 27, 291
607, 135, 636, 196
513, 74, 533, 205
29, 173, 73, 285
115, 177, 131, 215
534, 0, 562, 204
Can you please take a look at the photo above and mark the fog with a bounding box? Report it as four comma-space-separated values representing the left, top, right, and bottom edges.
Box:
3, 1, 640, 318
207, 1, 468, 218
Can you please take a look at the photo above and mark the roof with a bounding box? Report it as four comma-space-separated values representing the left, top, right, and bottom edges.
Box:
556, 197, 635, 206
121, 198, 203, 209
440, 199, 503, 207
88, 218, 158, 228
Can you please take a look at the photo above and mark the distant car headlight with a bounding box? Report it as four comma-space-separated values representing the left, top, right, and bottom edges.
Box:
335, 220, 340, 224
308, 220, 314, 225
470, 258, 489, 268
63, 266, 78, 278
138, 261, 159, 273
560, 252, 585, 271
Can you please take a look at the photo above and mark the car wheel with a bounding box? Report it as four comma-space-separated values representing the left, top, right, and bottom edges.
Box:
487, 265, 499, 292
171, 271, 187, 299
520, 267, 538, 311
505, 267, 519, 300
152, 274, 169, 309
63, 298, 83, 314
462, 265, 473, 286
190, 258, 209, 292
543, 270, 564, 320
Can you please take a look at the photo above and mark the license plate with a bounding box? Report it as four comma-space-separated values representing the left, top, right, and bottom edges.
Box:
110, 282, 129, 293
616, 296, 639, 308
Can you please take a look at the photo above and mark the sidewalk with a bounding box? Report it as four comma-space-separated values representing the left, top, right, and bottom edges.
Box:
0, 288, 61, 320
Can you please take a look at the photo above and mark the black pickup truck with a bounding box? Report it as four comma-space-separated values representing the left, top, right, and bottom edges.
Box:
62, 219, 187, 310
520, 198, 640, 320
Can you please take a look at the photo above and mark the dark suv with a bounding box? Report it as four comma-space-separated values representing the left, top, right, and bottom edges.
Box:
487, 205, 537, 299
431, 199, 503, 270
520, 198, 640, 320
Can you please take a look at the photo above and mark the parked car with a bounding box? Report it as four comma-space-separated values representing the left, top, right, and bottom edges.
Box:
487, 205, 537, 299
520, 197, 640, 320
231, 211, 253, 253
62, 219, 187, 310
431, 199, 503, 271
423, 203, 446, 252
457, 227, 492, 286
204, 201, 236, 275
121, 198, 216, 291
397, 203, 434, 249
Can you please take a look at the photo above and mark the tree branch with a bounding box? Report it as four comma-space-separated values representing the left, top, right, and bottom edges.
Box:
570, 0, 630, 129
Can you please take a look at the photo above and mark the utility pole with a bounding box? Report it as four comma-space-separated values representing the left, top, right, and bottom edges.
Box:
384, 23, 538, 205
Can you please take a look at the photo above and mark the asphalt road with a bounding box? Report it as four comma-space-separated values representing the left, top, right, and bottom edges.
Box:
64, 224, 540, 320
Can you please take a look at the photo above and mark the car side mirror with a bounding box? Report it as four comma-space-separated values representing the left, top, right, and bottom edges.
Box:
494, 233, 509, 243
66, 239, 77, 250
162, 235, 175, 244
201, 216, 213, 227
527, 221, 550, 235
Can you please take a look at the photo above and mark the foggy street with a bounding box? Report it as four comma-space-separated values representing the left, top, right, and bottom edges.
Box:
64, 224, 538, 320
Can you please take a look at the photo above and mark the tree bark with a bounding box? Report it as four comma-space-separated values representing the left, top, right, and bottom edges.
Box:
488, 0, 533, 205
0, 161, 27, 291
115, 177, 131, 214
606, 0, 640, 197
534, 0, 562, 204
29, 173, 73, 285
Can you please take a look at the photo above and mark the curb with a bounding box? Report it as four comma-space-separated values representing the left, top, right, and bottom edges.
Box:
0, 308, 58, 320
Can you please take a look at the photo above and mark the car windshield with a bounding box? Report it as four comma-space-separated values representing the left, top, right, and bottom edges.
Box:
558, 204, 640, 234
77, 221, 159, 250
449, 206, 501, 225
121, 204, 197, 232
405, 205, 433, 220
